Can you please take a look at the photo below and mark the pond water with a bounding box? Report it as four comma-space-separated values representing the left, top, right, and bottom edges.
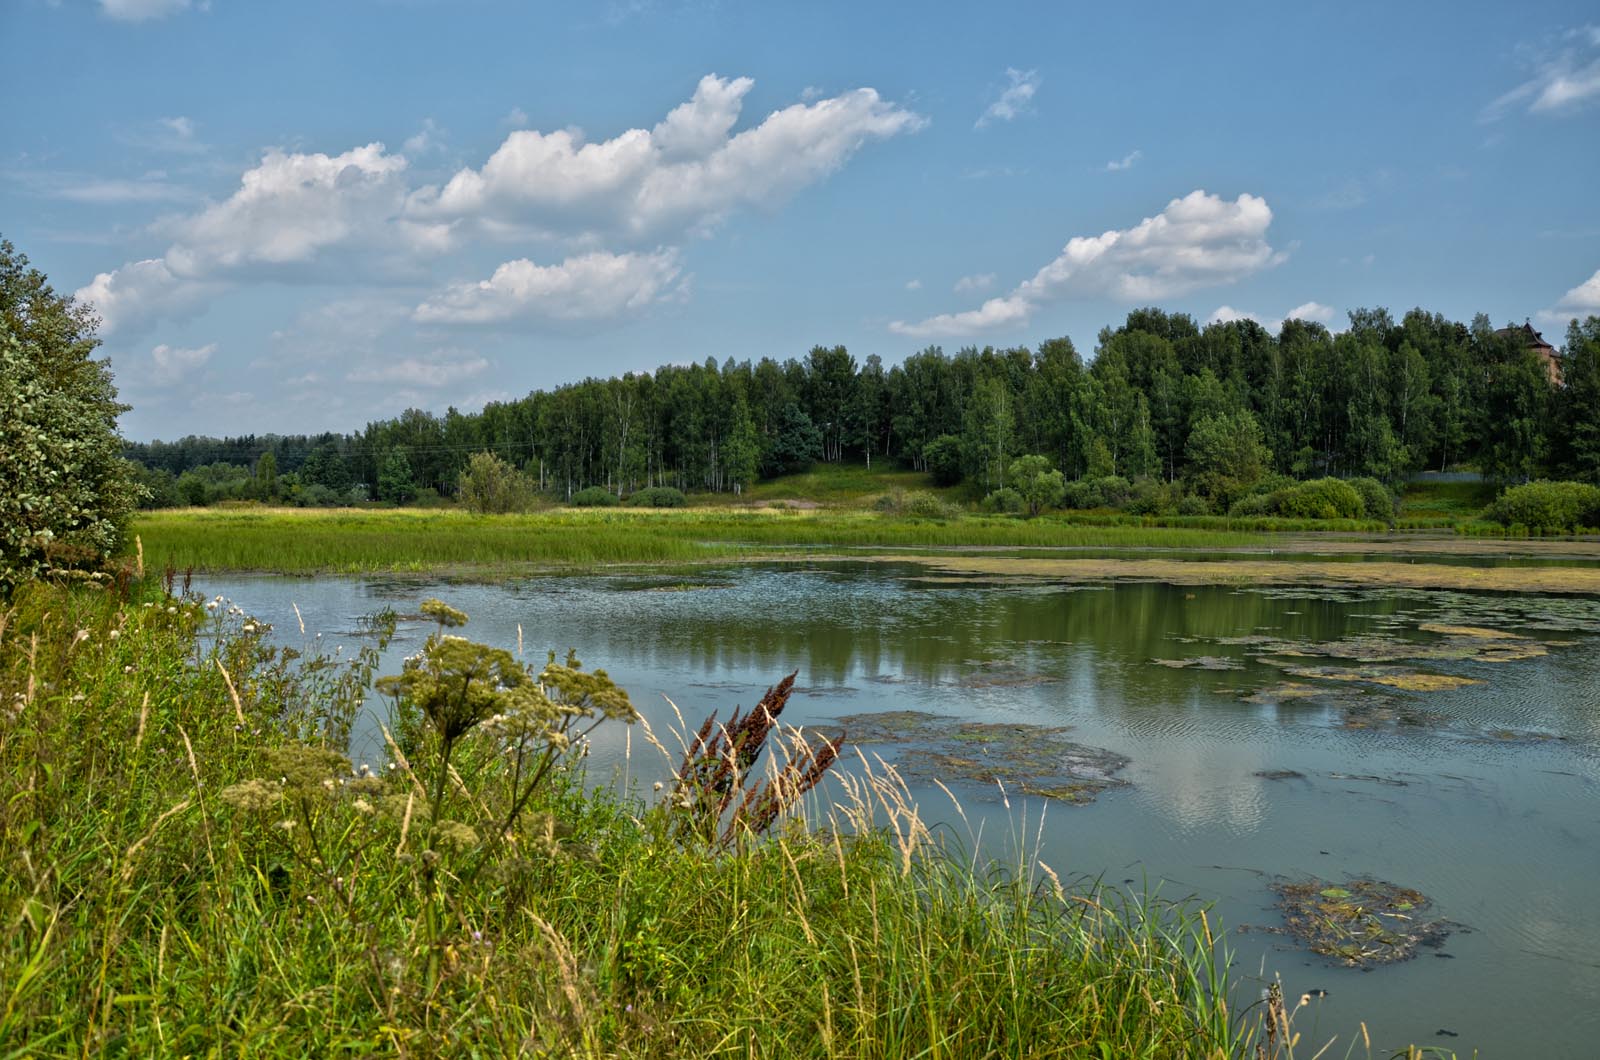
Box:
198, 562, 1600, 1058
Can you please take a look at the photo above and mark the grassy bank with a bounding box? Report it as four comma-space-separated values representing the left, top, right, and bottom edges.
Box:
133, 507, 1276, 574
0, 580, 1298, 1058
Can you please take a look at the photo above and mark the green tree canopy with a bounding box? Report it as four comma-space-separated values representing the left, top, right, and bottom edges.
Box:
1006, 454, 1066, 516
0, 238, 141, 590
457, 451, 534, 514
378, 447, 418, 504
1185, 410, 1270, 511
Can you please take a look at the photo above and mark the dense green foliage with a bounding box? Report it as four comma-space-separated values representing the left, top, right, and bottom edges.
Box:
569, 486, 621, 508
456, 451, 536, 514
1005, 454, 1066, 516
123, 308, 1600, 509
1485, 480, 1600, 533
0, 581, 1282, 1057
0, 239, 141, 591
627, 486, 687, 508
132, 509, 1274, 574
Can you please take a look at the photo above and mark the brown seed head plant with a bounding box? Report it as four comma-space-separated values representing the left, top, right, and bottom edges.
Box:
667, 671, 845, 847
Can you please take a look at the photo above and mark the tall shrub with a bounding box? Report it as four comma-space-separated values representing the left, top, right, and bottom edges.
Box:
0, 238, 142, 591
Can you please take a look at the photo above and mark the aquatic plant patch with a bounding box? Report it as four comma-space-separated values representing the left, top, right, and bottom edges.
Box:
1152, 655, 1246, 671
829, 710, 1130, 804
1268, 877, 1454, 968
1272, 664, 1483, 693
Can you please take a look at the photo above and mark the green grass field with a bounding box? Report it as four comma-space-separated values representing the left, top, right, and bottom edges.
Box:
134, 507, 1277, 574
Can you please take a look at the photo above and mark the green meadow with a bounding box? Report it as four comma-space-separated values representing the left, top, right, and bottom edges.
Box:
133, 506, 1277, 574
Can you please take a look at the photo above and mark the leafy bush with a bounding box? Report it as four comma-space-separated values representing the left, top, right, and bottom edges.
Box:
457, 451, 535, 514
1270, 478, 1365, 520
629, 486, 687, 508
1486, 480, 1600, 532
1228, 493, 1274, 517
1348, 477, 1395, 522
876, 488, 962, 520
1, 242, 144, 591
1175, 494, 1211, 516
1125, 477, 1185, 517
175, 462, 253, 507
981, 487, 1025, 514
292, 484, 343, 508
569, 486, 620, 507
1062, 476, 1131, 510
1006, 455, 1065, 516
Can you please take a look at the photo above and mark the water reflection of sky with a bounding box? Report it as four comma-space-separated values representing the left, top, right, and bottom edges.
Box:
197, 564, 1600, 1059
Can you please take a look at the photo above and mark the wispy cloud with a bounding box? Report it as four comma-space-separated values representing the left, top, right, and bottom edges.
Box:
1482, 25, 1600, 121
975, 68, 1040, 128
346, 351, 490, 388
4, 167, 193, 205
1104, 149, 1142, 172
119, 116, 208, 155
403, 118, 445, 156
100, 0, 198, 22
953, 273, 995, 293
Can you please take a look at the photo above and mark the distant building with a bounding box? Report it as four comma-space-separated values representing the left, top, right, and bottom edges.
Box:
1497, 321, 1562, 386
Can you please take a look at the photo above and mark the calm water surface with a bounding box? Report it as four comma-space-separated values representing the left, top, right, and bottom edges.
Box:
199, 563, 1600, 1059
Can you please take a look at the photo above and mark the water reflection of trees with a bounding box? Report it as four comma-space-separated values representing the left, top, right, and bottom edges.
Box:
513, 568, 1407, 701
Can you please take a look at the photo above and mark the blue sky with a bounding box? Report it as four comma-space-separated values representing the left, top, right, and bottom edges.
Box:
3, 0, 1597, 440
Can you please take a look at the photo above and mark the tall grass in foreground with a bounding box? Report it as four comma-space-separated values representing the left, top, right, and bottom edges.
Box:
0, 578, 1451, 1059
133, 508, 1276, 574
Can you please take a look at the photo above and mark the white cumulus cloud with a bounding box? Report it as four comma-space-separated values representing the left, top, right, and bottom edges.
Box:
412, 74, 925, 243
74, 75, 915, 338
77, 143, 446, 334
975, 68, 1040, 128
953, 272, 995, 293
149, 341, 215, 382
164, 142, 419, 270
892, 190, 1283, 338
75, 258, 213, 336
1538, 267, 1600, 327
1208, 301, 1335, 334
413, 249, 684, 326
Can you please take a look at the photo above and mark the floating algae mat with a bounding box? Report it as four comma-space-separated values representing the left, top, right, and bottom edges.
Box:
830, 710, 1129, 803
1269, 877, 1454, 968
1152, 655, 1245, 671
1273, 664, 1483, 693
1165, 604, 1595, 734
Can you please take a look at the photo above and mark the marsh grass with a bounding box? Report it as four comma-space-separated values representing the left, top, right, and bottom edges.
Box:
132, 507, 1275, 574
0, 577, 1436, 1058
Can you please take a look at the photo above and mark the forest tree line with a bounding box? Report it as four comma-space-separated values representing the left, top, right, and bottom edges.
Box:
125, 307, 1600, 509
